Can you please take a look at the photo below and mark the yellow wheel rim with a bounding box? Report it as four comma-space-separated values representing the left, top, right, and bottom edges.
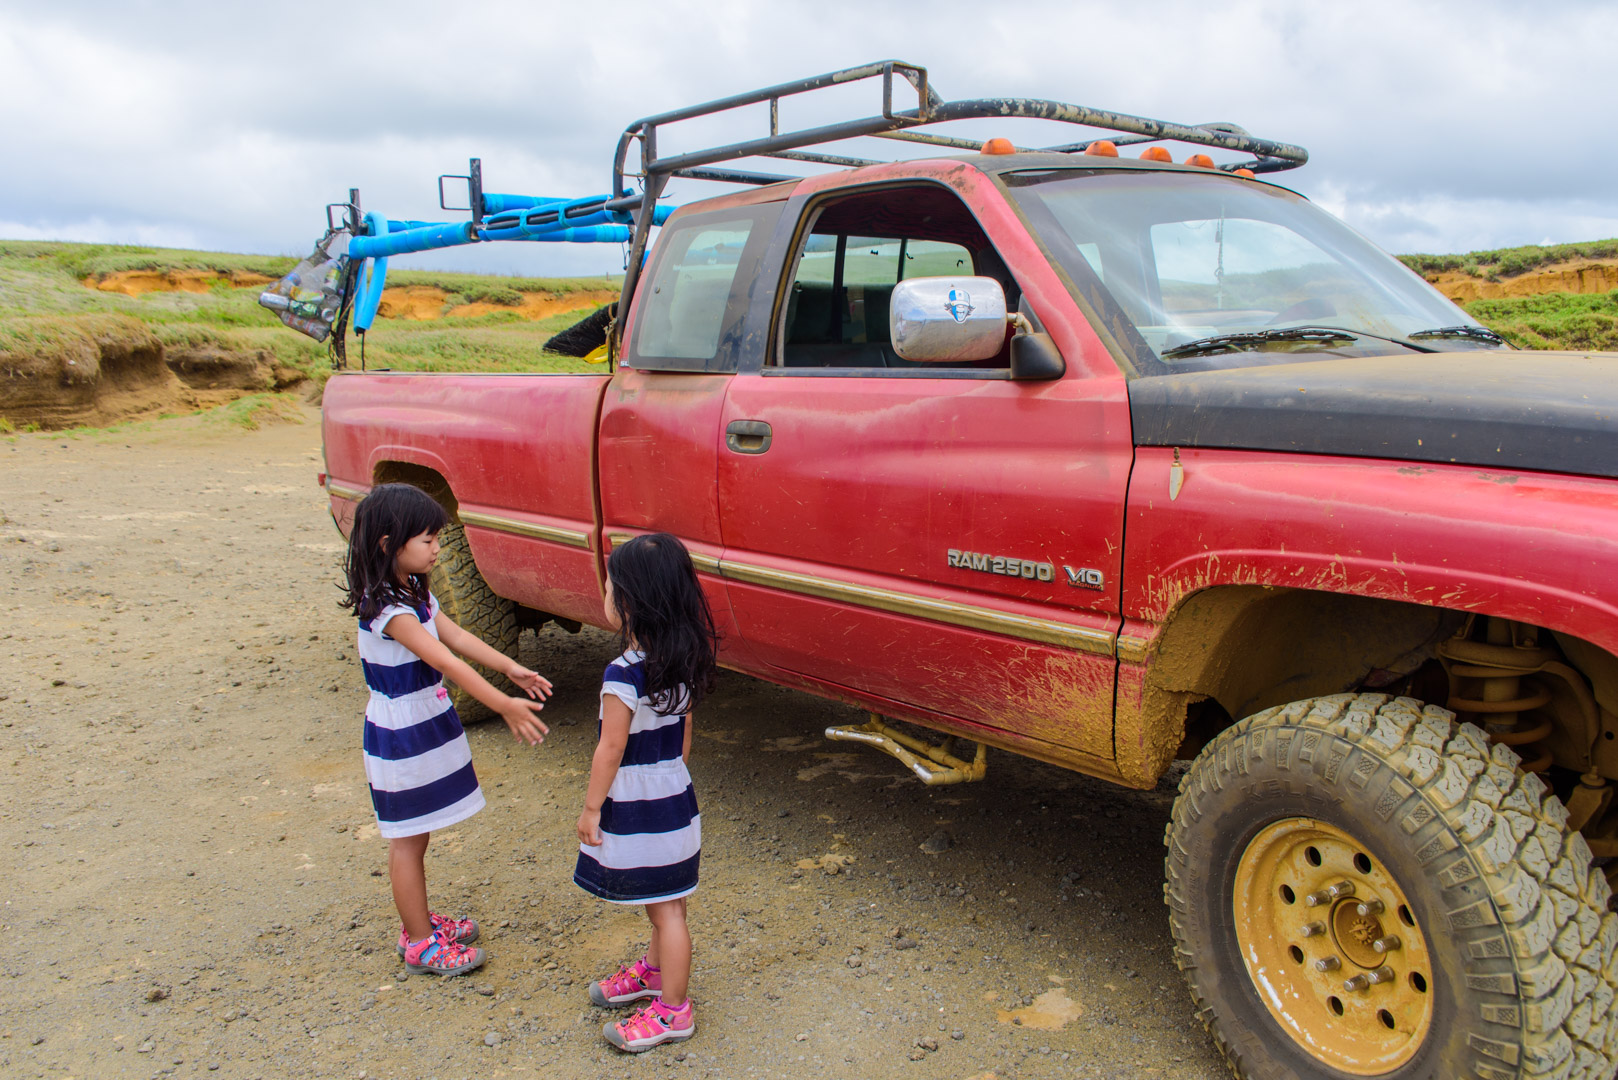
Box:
1233, 818, 1435, 1075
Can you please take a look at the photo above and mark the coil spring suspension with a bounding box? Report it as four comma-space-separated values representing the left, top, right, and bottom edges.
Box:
1437, 617, 1555, 773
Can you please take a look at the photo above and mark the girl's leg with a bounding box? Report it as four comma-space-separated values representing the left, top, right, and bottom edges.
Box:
644, 899, 690, 1004
389, 833, 432, 941
644, 896, 685, 966
645, 903, 662, 969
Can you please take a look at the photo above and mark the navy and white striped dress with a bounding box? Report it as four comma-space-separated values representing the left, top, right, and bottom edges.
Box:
574, 650, 701, 904
359, 592, 485, 839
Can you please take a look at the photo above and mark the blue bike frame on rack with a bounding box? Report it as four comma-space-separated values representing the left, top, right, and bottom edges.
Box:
341, 184, 672, 333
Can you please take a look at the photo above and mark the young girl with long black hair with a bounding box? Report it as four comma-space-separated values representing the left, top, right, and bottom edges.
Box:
576, 533, 717, 1051
342, 483, 552, 976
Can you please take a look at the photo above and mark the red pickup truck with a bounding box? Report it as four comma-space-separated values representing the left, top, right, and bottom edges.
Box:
317, 64, 1618, 1080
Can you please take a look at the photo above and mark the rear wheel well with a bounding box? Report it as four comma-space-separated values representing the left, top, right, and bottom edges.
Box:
367, 459, 579, 635
371, 461, 458, 518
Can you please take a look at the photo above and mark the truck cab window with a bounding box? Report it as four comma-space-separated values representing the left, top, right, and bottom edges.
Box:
775, 186, 1016, 371
628, 204, 781, 373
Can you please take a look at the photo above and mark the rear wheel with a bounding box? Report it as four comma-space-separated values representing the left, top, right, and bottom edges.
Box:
429, 521, 518, 723
1166, 693, 1618, 1080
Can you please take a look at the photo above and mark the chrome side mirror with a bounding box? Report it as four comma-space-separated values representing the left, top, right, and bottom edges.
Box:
889, 276, 1008, 363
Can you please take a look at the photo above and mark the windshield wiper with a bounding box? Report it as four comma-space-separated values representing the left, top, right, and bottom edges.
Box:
1159, 323, 1446, 361
1161, 326, 1357, 360
1408, 324, 1508, 346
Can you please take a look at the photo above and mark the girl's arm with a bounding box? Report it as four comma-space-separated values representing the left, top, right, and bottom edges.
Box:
434, 612, 553, 700
577, 696, 633, 845
383, 613, 549, 745
683, 711, 693, 764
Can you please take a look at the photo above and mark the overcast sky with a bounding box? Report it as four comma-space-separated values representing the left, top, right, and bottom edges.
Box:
3, 0, 1614, 277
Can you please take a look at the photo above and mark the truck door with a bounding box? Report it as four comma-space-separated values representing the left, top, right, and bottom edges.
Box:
716, 180, 1132, 764
598, 197, 785, 667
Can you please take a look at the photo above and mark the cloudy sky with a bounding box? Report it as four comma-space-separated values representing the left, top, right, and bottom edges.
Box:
3, 0, 1614, 277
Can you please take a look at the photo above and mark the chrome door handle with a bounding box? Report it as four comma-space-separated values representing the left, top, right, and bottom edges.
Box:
725, 420, 772, 455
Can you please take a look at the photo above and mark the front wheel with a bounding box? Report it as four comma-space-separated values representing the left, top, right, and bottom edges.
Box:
1166, 693, 1618, 1080
428, 521, 518, 723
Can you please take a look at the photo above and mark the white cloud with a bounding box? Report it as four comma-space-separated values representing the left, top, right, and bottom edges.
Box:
2, 0, 1614, 273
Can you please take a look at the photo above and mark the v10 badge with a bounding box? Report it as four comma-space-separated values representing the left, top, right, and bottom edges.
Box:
947, 549, 1105, 590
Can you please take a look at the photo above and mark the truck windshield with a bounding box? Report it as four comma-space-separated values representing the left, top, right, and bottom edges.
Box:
1003, 169, 1502, 376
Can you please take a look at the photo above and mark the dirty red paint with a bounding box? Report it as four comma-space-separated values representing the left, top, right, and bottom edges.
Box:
1123, 446, 1618, 655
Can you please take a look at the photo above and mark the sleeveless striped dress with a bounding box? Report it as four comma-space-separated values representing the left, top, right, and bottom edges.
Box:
574, 650, 701, 904
358, 592, 485, 838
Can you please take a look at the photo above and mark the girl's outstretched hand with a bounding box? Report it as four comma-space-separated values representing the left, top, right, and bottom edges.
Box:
506, 662, 553, 700
498, 696, 549, 745
577, 807, 603, 846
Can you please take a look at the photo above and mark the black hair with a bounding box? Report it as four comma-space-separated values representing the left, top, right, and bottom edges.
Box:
340, 483, 449, 623
607, 533, 718, 716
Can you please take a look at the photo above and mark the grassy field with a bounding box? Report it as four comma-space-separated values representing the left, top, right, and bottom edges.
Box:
1397, 238, 1618, 282
0, 241, 611, 397
1463, 291, 1618, 351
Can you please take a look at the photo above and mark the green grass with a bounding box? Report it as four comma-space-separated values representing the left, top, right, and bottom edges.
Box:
206, 392, 307, 430
1461, 292, 1618, 351
0, 239, 299, 283
1398, 238, 1618, 282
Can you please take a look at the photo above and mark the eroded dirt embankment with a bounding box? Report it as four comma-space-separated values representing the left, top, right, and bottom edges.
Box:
89, 271, 617, 324
6, 272, 611, 431
375, 285, 619, 322
0, 314, 303, 431
87, 269, 279, 296
1423, 259, 1618, 302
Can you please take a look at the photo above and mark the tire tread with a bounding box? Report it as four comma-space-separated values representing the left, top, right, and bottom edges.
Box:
1165, 693, 1618, 1080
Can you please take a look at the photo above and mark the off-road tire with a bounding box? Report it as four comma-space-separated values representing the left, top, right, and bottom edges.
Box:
428, 521, 518, 723
1166, 693, 1618, 1080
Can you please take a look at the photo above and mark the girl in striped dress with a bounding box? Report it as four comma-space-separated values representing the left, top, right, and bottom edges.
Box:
576, 533, 717, 1052
343, 484, 552, 977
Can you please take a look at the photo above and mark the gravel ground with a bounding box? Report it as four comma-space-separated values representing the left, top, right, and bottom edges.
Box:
0, 409, 1227, 1080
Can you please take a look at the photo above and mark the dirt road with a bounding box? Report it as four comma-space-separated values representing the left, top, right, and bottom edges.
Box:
0, 409, 1226, 1080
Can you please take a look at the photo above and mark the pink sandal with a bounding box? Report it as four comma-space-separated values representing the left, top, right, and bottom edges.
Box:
604, 997, 694, 1051
402, 927, 486, 977
590, 956, 662, 1007
395, 912, 480, 957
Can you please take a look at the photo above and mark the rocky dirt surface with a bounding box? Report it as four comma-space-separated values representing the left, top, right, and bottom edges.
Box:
0, 409, 1225, 1080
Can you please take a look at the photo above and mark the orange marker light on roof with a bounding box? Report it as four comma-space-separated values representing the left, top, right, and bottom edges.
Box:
1186, 153, 1215, 169
1084, 140, 1119, 158
1140, 146, 1173, 163
981, 137, 1016, 156
1234, 168, 1257, 178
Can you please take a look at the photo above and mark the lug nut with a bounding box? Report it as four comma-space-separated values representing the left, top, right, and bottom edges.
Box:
1342, 973, 1371, 992
1355, 899, 1385, 917
1300, 921, 1327, 937
1367, 965, 1396, 985
1372, 935, 1401, 954
1307, 881, 1355, 905
1315, 955, 1341, 972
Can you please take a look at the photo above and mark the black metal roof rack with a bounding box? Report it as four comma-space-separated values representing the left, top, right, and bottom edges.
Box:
605, 59, 1300, 356
608, 60, 1308, 332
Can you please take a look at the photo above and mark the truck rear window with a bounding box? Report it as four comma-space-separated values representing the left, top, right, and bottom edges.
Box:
627, 204, 781, 372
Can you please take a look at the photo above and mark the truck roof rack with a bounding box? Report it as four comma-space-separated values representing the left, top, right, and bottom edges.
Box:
607, 59, 1309, 341
611, 59, 1308, 199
